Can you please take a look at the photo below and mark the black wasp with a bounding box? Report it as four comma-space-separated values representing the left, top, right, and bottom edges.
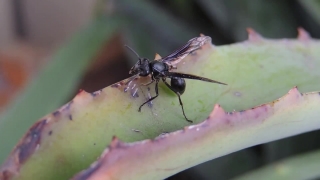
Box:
125, 35, 227, 123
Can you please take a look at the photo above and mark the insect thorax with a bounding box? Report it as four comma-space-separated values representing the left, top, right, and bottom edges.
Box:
150, 61, 169, 77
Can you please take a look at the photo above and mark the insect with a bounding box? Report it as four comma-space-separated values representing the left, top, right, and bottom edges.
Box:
125, 35, 227, 123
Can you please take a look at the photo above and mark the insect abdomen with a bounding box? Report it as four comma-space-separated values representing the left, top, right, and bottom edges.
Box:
170, 77, 186, 95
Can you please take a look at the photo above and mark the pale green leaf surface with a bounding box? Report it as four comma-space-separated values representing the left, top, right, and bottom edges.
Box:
72, 87, 320, 180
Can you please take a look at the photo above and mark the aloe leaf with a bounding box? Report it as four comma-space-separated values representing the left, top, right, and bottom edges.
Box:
233, 150, 320, 180
1, 29, 320, 180
71, 87, 320, 180
0, 17, 120, 165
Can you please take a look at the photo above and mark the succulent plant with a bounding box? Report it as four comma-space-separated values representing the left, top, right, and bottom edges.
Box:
2, 1, 320, 179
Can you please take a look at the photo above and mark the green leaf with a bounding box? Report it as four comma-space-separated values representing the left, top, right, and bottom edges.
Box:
0, 16, 120, 165
2, 30, 320, 180
71, 87, 320, 180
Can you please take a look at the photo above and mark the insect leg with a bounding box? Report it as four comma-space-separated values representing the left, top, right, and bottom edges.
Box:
141, 76, 155, 86
124, 74, 139, 85
138, 79, 160, 112
162, 78, 193, 123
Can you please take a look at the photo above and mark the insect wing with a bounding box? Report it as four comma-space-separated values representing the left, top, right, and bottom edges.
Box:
160, 36, 211, 66
165, 72, 227, 85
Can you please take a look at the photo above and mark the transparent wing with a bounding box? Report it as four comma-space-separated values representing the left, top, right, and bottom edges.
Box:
160, 36, 211, 66
165, 72, 227, 85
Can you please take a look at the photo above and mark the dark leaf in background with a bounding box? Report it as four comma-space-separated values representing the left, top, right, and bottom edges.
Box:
197, 0, 299, 40
295, 0, 320, 38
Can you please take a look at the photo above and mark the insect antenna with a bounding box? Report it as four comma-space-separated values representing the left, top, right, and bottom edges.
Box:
124, 45, 141, 58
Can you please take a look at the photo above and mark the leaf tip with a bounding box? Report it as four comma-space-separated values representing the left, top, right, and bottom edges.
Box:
272, 86, 303, 109
154, 53, 162, 60
208, 104, 226, 120
110, 136, 123, 149
297, 27, 311, 41
288, 86, 301, 97
78, 89, 85, 94
246, 28, 264, 42
73, 89, 92, 103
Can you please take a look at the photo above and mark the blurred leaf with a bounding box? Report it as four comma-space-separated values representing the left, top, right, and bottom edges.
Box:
233, 150, 320, 180
299, 0, 320, 24
122, 21, 171, 65
298, 0, 320, 38
114, 0, 198, 48
188, 149, 261, 179
197, 0, 298, 40
0, 16, 121, 164
168, 0, 194, 19
116, 0, 226, 64
263, 130, 320, 163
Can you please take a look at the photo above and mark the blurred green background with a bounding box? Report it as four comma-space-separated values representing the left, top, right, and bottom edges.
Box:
0, 0, 320, 179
